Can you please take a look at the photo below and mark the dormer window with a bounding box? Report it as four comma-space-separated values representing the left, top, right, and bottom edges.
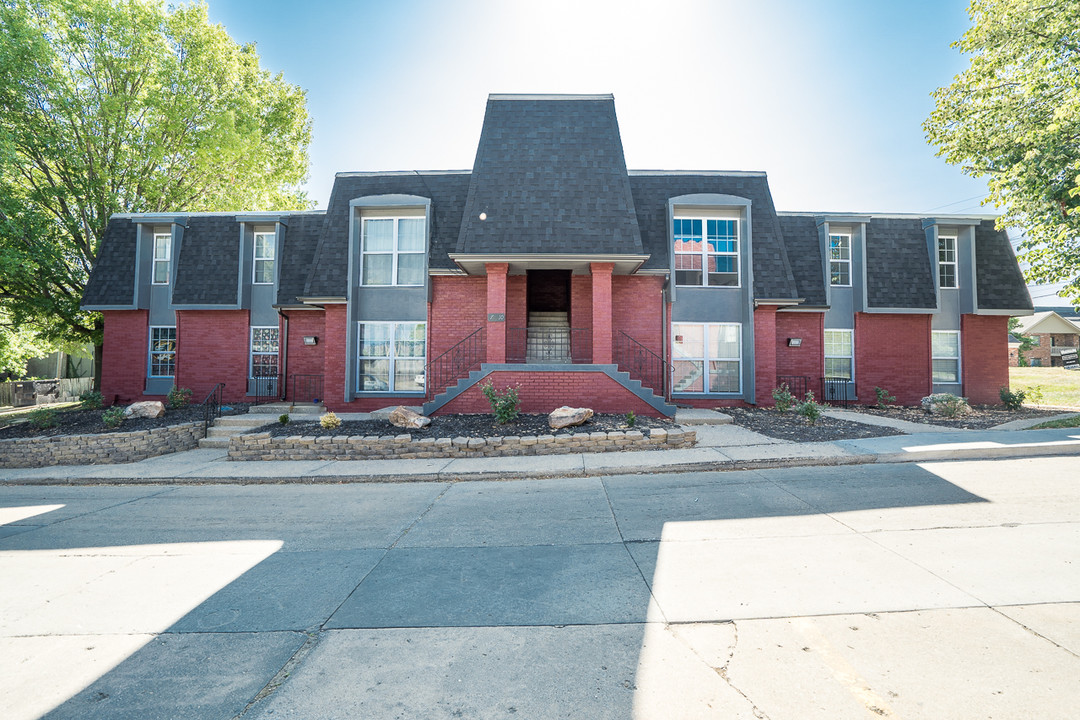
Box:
152, 233, 171, 285
938, 235, 957, 289
674, 217, 739, 287
829, 234, 851, 286
253, 231, 275, 284
361, 217, 425, 286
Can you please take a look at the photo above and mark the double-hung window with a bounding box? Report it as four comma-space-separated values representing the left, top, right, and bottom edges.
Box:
149, 327, 176, 377
357, 322, 426, 392
361, 217, 425, 286
932, 331, 961, 383
254, 231, 275, 284
674, 217, 739, 287
938, 235, 957, 289
250, 327, 279, 378
671, 323, 741, 393
824, 329, 854, 380
152, 233, 171, 285
829, 234, 851, 286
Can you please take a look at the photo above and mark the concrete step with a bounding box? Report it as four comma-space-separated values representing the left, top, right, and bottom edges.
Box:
250, 402, 326, 415
214, 415, 277, 427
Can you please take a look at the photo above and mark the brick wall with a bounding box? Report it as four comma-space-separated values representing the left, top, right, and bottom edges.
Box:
322, 304, 349, 410
429, 276, 488, 394
282, 310, 325, 401
855, 313, 932, 405
437, 370, 665, 417
776, 311, 824, 384
963, 314, 1010, 404
175, 310, 254, 404
507, 275, 527, 330
571, 275, 593, 361
753, 306, 778, 405
613, 275, 664, 356
101, 309, 152, 406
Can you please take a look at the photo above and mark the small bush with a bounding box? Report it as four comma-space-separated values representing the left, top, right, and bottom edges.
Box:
80, 390, 103, 409
481, 381, 521, 425
28, 407, 58, 429
999, 386, 1026, 410
102, 407, 125, 429
874, 386, 896, 409
923, 393, 971, 418
625, 410, 636, 427
279, 413, 290, 425
772, 383, 796, 412
167, 386, 193, 409
796, 390, 822, 425
320, 411, 341, 430
1026, 384, 1045, 405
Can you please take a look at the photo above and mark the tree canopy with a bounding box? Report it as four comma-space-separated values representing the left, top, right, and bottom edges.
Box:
925, 0, 1080, 305
0, 0, 311, 377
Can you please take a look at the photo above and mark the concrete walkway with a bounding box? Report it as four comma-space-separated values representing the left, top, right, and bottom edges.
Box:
3, 409, 1080, 485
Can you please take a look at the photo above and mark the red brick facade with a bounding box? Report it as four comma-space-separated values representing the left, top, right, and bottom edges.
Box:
776, 312, 824, 382
437, 370, 663, 417
753, 306, 778, 406
175, 310, 255, 404
963, 314, 1010, 404
281, 310, 325, 401
101, 309, 154, 406
855, 313, 932, 406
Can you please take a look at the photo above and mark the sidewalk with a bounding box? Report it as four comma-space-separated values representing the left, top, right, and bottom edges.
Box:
3, 409, 1079, 485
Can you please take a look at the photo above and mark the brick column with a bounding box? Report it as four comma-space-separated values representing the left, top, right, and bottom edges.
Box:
591, 263, 614, 364
753, 305, 778, 405
485, 263, 509, 363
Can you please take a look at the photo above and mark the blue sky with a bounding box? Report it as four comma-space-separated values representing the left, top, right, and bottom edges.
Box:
205, 0, 993, 217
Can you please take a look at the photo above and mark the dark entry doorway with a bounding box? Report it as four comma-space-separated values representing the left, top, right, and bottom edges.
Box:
527, 270, 571, 314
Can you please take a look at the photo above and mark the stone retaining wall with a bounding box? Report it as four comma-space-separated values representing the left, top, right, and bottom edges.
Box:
228, 427, 696, 461
0, 422, 205, 468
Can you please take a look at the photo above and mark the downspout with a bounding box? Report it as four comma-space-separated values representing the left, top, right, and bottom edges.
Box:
278, 309, 288, 402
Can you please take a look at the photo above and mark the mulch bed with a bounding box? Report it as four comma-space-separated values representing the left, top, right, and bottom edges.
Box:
852, 405, 1062, 430
267, 413, 674, 440
0, 403, 252, 439
723, 407, 905, 443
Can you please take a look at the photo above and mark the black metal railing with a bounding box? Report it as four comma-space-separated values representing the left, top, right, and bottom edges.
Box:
506, 327, 591, 364
615, 331, 672, 397
251, 373, 282, 405
777, 375, 811, 399
201, 383, 225, 434
426, 327, 485, 399
291, 374, 323, 403
820, 376, 854, 407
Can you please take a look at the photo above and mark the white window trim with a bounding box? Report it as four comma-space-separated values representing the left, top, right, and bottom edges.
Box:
360, 216, 426, 287
253, 231, 276, 285
938, 235, 958, 289
670, 322, 742, 395
673, 215, 741, 288
356, 321, 428, 393
829, 234, 852, 287
152, 232, 171, 285
932, 330, 962, 384
249, 326, 280, 379
148, 326, 176, 378
824, 328, 854, 381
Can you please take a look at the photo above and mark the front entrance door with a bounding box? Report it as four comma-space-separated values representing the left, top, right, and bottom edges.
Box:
525, 270, 572, 362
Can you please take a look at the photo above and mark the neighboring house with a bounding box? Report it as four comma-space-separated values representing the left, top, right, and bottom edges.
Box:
1008, 311, 1080, 367
81, 94, 1034, 416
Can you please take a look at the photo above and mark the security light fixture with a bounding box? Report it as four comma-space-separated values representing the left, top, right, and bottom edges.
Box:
303, 336, 318, 346
787, 338, 802, 347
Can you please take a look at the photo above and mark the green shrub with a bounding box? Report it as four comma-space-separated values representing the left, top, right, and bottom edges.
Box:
796, 390, 822, 425
80, 390, 103, 409
1026, 384, 1045, 405
772, 383, 796, 412
28, 407, 58, 429
279, 413, 290, 425
625, 410, 636, 427
320, 411, 341, 430
167, 386, 193, 409
874, 386, 896, 409
481, 381, 520, 424
102, 407, 125, 429
999, 386, 1026, 410
924, 393, 970, 418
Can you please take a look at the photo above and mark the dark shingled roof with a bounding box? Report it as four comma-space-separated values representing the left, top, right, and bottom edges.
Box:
628, 173, 798, 300
172, 216, 242, 306
277, 213, 326, 306
975, 220, 1033, 311
456, 96, 643, 257
83, 219, 137, 307
777, 214, 827, 306
865, 218, 937, 309
304, 172, 471, 298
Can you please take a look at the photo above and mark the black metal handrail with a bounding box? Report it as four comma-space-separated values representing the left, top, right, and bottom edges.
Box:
506, 327, 591, 364
777, 375, 811, 399
291, 374, 323, 403
201, 383, 225, 434
426, 327, 484, 399
252, 373, 282, 405
615, 331, 672, 398
821, 376, 854, 407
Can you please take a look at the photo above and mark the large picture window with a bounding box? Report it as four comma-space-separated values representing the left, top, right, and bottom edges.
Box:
824, 329, 854, 380
357, 321, 426, 393
148, 327, 176, 377
932, 331, 961, 383
250, 327, 279, 378
938, 235, 957, 289
152, 233, 171, 285
361, 217, 425, 286
254, 231, 275, 284
671, 323, 741, 393
829, 234, 851, 286
673, 217, 739, 287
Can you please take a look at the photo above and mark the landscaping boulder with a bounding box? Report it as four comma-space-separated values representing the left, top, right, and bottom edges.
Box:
124, 400, 165, 419
549, 406, 593, 429
389, 405, 431, 429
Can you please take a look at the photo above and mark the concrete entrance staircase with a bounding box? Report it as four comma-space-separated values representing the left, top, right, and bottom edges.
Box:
198, 402, 325, 449
526, 311, 571, 363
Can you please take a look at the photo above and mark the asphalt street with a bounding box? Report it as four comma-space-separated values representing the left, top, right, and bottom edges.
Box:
1, 456, 1078, 719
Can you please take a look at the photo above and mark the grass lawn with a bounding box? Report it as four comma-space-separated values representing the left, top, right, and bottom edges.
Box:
0, 401, 81, 427
1009, 367, 1080, 409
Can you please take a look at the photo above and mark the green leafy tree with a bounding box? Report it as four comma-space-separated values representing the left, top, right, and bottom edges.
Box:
924, 0, 1080, 306
1007, 317, 1038, 366
0, 0, 312, 388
